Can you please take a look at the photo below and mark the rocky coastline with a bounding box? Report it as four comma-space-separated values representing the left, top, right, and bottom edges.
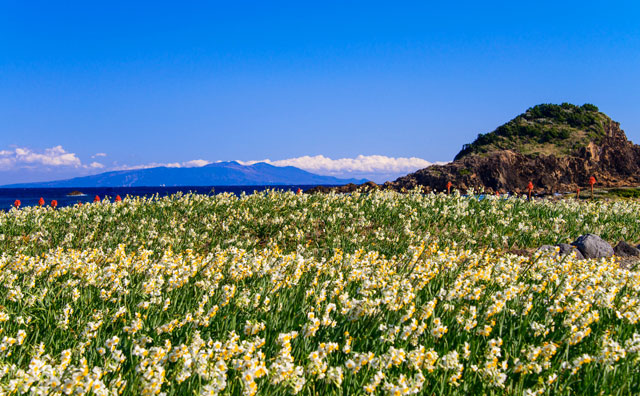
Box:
308, 104, 640, 195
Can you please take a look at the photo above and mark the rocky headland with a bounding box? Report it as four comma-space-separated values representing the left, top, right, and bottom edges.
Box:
310, 103, 640, 195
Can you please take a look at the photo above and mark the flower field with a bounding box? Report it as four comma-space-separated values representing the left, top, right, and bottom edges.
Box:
1, 190, 639, 395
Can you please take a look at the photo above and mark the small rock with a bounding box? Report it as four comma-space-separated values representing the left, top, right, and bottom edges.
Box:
557, 243, 585, 260
571, 234, 614, 259
614, 241, 640, 257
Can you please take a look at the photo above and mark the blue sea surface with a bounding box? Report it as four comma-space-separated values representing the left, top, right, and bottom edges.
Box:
0, 185, 325, 210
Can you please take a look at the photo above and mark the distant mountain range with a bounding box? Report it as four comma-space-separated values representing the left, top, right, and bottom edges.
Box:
1, 161, 368, 188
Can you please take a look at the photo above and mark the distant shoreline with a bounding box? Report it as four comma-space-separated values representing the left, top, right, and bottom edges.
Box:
0, 185, 341, 210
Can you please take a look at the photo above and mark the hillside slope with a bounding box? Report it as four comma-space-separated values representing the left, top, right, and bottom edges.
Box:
386, 103, 640, 194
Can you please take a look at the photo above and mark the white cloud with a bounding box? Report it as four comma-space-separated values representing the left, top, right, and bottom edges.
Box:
113, 155, 440, 183
114, 159, 211, 171
236, 155, 445, 182
0, 145, 82, 170
88, 162, 105, 169
1, 149, 436, 184
183, 159, 211, 167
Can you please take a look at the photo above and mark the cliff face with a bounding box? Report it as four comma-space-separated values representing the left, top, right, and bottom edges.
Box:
385, 113, 640, 194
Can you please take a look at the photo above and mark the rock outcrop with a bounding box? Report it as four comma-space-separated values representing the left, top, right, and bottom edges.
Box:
614, 241, 640, 257
384, 105, 640, 194
571, 234, 614, 259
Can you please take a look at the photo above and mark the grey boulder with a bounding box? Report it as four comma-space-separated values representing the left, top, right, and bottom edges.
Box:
614, 241, 640, 257
571, 234, 614, 259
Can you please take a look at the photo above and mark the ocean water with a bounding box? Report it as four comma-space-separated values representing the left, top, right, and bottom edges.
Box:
0, 185, 325, 210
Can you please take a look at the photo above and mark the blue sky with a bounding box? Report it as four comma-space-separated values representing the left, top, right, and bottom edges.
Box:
1, 1, 639, 184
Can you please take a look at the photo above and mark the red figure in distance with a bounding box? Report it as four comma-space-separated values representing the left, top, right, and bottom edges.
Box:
115, 195, 122, 202
38, 197, 45, 206
527, 181, 534, 200
51, 200, 58, 209
446, 181, 453, 194
14, 200, 20, 208
94, 195, 100, 203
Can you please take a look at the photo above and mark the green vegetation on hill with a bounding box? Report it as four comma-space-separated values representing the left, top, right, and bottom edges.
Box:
455, 103, 608, 160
